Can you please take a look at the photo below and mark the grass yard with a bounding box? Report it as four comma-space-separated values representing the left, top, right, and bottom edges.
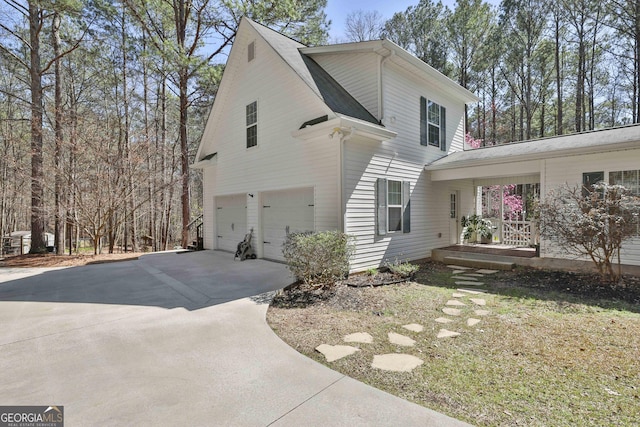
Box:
267, 261, 640, 426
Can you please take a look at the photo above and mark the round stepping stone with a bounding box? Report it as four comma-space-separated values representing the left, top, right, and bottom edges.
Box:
446, 299, 466, 306
457, 288, 487, 295
476, 269, 498, 274
388, 332, 416, 347
455, 281, 485, 286
470, 298, 486, 306
343, 332, 373, 344
474, 309, 490, 316
372, 354, 423, 372
435, 317, 453, 324
452, 293, 466, 298
402, 323, 424, 333
315, 344, 360, 362
442, 307, 461, 316
437, 329, 461, 338
467, 318, 481, 326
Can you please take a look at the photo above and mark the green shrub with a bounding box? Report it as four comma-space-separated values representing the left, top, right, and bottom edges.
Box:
282, 231, 355, 290
384, 258, 420, 278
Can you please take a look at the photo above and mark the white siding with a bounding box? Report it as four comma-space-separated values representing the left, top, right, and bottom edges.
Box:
311, 52, 380, 119
343, 59, 469, 271
200, 24, 341, 258
542, 148, 640, 266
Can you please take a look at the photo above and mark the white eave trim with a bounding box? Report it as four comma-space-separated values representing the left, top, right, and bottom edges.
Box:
291, 115, 397, 142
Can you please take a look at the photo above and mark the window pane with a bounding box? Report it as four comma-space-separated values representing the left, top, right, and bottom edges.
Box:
450, 193, 456, 219
388, 207, 402, 231
428, 101, 440, 124
388, 180, 402, 205
610, 171, 622, 185
428, 124, 440, 147
247, 125, 257, 148
246, 102, 257, 126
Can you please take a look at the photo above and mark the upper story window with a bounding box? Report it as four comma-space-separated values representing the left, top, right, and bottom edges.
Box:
246, 101, 257, 148
420, 96, 446, 151
248, 41, 255, 62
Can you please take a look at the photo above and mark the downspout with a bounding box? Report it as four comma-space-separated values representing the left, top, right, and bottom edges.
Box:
331, 127, 355, 233
379, 49, 395, 124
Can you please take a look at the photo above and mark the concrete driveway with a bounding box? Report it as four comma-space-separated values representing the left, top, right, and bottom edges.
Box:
0, 251, 471, 426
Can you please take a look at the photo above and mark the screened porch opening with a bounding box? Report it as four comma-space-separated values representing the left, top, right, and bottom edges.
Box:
477, 182, 540, 247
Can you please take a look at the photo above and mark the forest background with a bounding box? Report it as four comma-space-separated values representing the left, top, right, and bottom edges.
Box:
1, 0, 638, 255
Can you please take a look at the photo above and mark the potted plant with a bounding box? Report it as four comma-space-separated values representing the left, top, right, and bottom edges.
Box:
477, 219, 494, 244
462, 215, 493, 244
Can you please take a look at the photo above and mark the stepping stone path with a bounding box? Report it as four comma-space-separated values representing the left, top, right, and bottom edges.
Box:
442, 307, 462, 316
437, 329, 461, 339
315, 266, 496, 372
344, 332, 373, 344
316, 344, 360, 362
388, 332, 416, 347
372, 354, 424, 372
402, 323, 424, 332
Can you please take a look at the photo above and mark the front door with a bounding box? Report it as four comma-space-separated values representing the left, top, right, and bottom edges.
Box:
449, 191, 459, 244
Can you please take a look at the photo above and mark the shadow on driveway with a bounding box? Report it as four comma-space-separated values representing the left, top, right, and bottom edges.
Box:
0, 250, 293, 311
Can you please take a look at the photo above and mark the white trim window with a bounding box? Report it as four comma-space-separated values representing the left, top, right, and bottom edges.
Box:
610, 169, 640, 234
246, 101, 257, 148
420, 97, 446, 151
376, 178, 411, 235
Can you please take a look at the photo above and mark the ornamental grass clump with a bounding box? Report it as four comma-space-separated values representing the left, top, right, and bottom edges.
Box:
282, 231, 355, 290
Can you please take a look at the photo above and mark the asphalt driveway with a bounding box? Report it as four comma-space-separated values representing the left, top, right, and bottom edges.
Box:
0, 251, 471, 426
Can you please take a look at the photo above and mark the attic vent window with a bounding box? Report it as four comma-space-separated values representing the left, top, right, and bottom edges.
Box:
248, 41, 255, 62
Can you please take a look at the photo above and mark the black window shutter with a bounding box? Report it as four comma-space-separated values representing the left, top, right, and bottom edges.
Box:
440, 106, 447, 151
376, 178, 387, 236
420, 97, 427, 146
403, 181, 411, 233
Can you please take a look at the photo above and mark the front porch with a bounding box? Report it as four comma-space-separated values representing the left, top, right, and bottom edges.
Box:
432, 244, 537, 271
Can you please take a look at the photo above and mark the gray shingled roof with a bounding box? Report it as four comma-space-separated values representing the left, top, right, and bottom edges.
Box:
247, 19, 380, 126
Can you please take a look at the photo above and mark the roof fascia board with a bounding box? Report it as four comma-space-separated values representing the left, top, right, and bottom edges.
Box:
426, 140, 640, 171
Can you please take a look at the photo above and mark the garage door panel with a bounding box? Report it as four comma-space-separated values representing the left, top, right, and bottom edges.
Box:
216, 195, 247, 253
262, 188, 314, 261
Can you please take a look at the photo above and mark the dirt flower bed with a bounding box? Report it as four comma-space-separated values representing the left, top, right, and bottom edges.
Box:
0, 253, 143, 268
267, 260, 640, 427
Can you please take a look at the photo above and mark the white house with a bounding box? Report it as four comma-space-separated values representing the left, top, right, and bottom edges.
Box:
194, 17, 640, 272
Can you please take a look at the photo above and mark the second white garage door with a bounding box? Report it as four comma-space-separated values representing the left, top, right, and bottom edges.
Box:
216, 194, 247, 253
262, 187, 314, 261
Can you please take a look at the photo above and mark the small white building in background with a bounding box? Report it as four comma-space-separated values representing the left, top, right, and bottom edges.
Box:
2, 231, 55, 255
194, 17, 640, 272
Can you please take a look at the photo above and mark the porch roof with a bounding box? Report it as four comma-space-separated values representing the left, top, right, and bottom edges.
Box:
425, 124, 640, 171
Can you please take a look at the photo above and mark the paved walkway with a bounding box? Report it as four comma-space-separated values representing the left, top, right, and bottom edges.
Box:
0, 251, 471, 426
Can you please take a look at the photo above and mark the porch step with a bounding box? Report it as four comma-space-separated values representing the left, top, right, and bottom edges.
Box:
442, 256, 515, 271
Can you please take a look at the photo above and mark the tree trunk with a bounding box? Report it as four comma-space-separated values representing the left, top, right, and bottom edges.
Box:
53, 12, 64, 254
29, 3, 45, 254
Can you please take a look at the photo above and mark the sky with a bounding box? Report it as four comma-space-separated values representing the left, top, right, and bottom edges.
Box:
325, 0, 499, 42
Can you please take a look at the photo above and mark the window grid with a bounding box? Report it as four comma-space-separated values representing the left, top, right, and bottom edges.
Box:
610, 169, 640, 234
388, 180, 402, 232
246, 101, 257, 148
428, 100, 441, 147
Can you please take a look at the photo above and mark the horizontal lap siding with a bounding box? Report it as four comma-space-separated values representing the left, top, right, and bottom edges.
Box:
202, 28, 340, 251
312, 52, 380, 119
542, 148, 640, 266
343, 61, 468, 271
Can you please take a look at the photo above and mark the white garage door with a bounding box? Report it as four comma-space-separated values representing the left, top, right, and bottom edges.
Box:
216, 194, 247, 253
262, 187, 314, 261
